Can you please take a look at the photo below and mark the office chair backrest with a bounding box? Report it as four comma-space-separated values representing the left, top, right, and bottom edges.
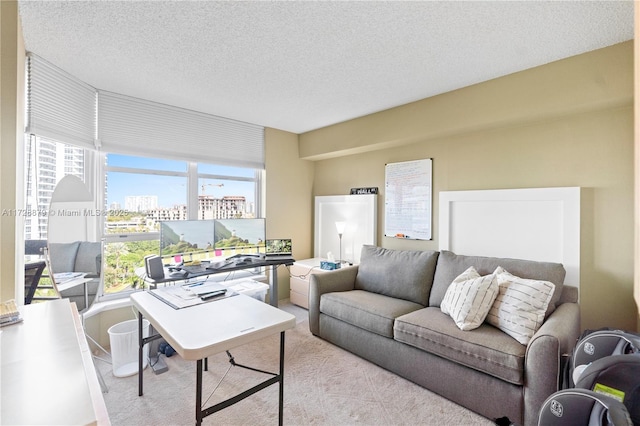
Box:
24, 261, 46, 304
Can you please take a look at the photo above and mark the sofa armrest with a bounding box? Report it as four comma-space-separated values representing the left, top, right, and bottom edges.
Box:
308, 265, 358, 336
523, 302, 580, 426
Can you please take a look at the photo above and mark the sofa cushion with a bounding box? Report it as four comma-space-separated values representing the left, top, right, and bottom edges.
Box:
485, 267, 555, 345
394, 307, 526, 385
440, 266, 499, 331
48, 241, 81, 273
429, 250, 565, 317
74, 241, 102, 275
320, 290, 423, 338
355, 245, 439, 305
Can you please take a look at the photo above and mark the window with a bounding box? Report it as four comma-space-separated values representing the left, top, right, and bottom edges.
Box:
23, 135, 88, 300
198, 163, 260, 220
24, 135, 86, 242
23, 52, 265, 302
22, 144, 264, 301
102, 154, 263, 299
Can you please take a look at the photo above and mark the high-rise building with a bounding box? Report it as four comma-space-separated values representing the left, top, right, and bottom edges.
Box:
146, 205, 188, 222
198, 195, 247, 219
125, 195, 158, 212
24, 137, 84, 241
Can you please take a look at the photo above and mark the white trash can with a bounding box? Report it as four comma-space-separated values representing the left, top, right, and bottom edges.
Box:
108, 319, 150, 377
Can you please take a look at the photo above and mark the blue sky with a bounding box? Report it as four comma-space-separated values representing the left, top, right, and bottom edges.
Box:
106, 154, 255, 208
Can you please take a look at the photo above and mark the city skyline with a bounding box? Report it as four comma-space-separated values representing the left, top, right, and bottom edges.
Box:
24, 141, 259, 241
107, 180, 254, 211
107, 154, 256, 209
106, 172, 254, 207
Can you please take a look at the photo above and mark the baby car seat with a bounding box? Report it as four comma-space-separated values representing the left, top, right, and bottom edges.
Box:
538, 388, 632, 426
574, 355, 640, 426
568, 330, 640, 387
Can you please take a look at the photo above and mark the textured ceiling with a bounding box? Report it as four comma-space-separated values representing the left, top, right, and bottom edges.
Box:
18, 1, 634, 134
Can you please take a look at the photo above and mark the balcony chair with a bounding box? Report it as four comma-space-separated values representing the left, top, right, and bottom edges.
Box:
24, 260, 46, 305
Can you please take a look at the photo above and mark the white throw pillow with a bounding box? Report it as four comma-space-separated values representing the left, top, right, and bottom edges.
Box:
486, 267, 556, 345
441, 266, 499, 331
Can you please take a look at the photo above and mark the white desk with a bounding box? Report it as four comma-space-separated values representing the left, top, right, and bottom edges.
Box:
130, 292, 296, 425
55, 273, 92, 310
0, 299, 109, 425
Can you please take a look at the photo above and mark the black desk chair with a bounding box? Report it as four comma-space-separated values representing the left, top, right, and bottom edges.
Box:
24, 261, 46, 305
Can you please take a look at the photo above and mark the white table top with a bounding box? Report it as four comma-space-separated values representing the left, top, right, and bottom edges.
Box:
1, 299, 108, 425
293, 257, 326, 268
56, 276, 92, 292
130, 292, 296, 361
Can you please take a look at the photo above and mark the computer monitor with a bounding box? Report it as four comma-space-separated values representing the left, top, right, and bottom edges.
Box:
214, 218, 266, 253
159, 220, 215, 258
265, 239, 292, 255
159, 218, 267, 260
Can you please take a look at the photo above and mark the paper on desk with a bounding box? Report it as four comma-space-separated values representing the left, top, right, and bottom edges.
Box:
54, 272, 86, 284
150, 286, 203, 309
150, 285, 236, 309
182, 281, 227, 296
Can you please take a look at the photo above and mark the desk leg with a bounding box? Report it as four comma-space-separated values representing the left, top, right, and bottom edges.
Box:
83, 281, 89, 311
279, 330, 285, 426
194, 331, 287, 424
269, 265, 278, 307
196, 359, 203, 426
138, 312, 144, 396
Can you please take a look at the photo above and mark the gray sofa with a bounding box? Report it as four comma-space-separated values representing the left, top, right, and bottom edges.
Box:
48, 241, 102, 311
309, 246, 580, 426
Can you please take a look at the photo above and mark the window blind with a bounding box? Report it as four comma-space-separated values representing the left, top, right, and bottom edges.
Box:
97, 91, 265, 169
25, 53, 97, 149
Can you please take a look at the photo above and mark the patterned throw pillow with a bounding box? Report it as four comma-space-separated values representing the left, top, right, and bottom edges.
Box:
486, 267, 555, 345
441, 266, 499, 331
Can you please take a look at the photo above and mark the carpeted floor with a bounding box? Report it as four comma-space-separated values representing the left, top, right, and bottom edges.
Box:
97, 310, 494, 425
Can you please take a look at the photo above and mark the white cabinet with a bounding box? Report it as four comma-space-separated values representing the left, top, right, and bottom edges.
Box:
289, 258, 337, 309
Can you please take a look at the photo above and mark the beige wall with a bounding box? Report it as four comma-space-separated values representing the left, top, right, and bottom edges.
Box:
303, 41, 637, 332
634, 0, 640, 326
265, 128, 315, 300
1, 1, 23, 303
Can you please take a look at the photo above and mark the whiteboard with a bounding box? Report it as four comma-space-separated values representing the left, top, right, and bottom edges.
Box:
384, 159, 432, 240
439, 187, 580, 289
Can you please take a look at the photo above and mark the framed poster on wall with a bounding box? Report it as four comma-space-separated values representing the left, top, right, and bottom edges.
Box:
384, 158, 432, 240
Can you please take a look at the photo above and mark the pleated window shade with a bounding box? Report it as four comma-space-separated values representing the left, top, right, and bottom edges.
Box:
25, 53, 97, 149
98, 91, 264, 169
25, 53, 264, 169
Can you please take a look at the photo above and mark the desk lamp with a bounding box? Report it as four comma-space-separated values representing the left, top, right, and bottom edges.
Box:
335, 221, 346, 264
